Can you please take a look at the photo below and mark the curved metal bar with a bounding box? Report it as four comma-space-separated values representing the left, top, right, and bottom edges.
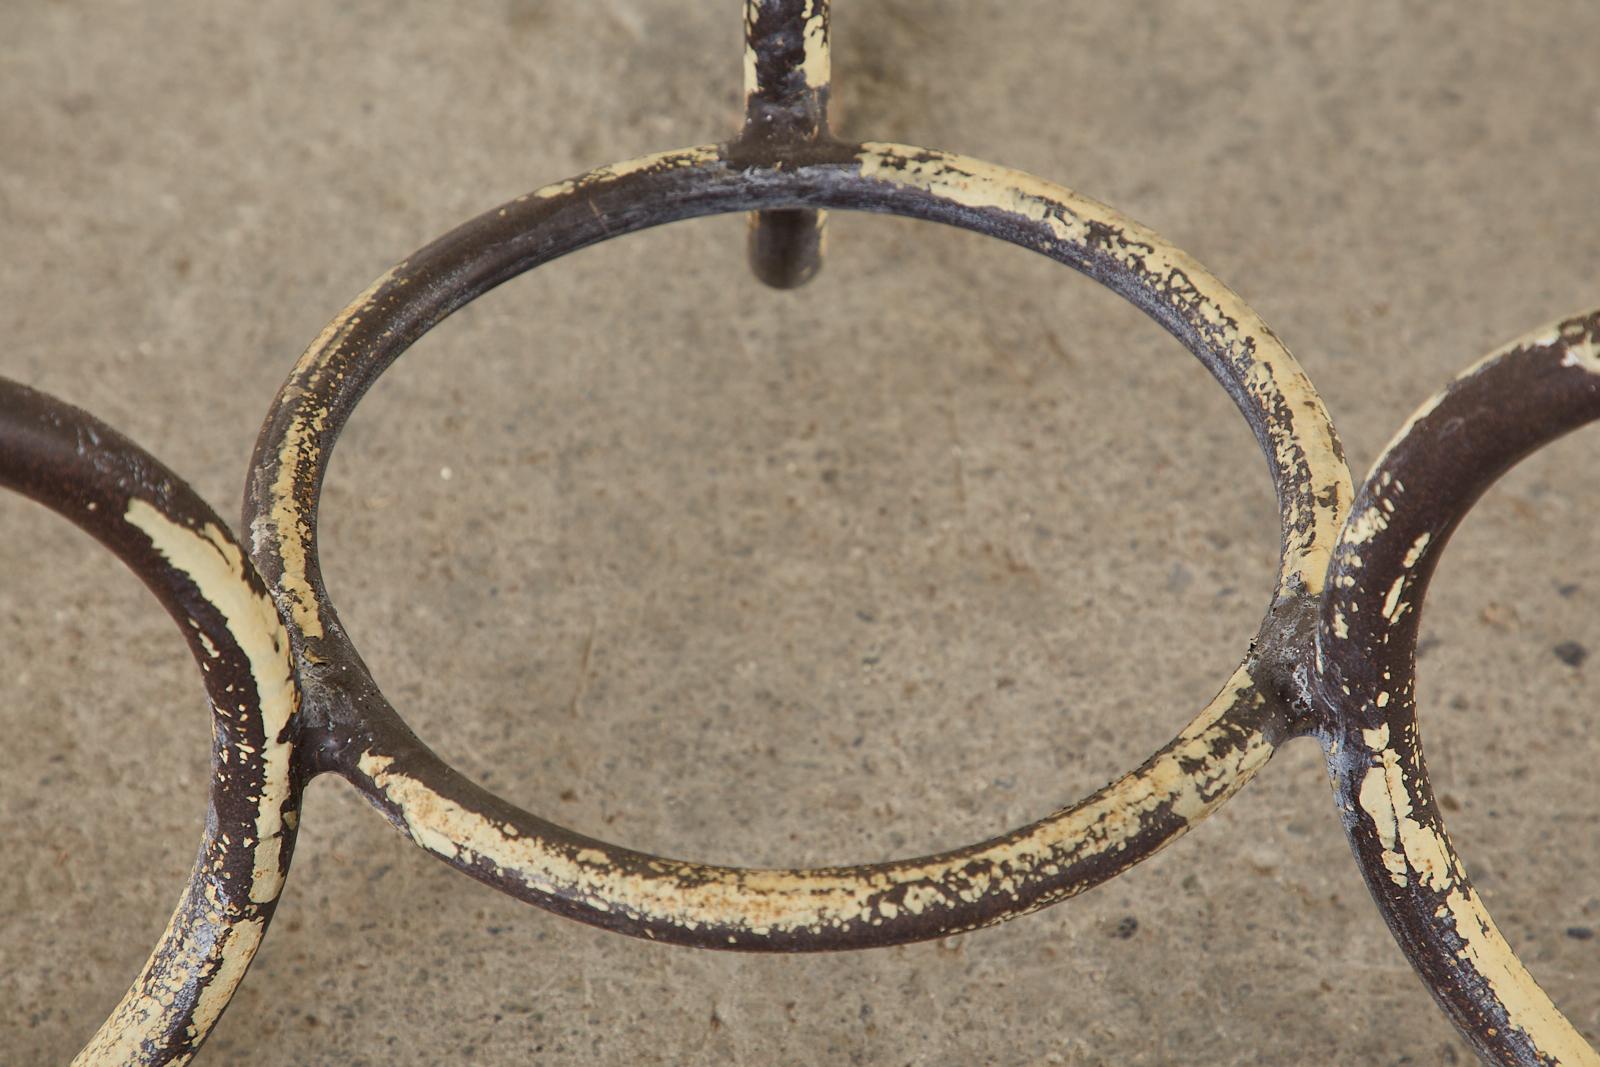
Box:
243, 141, 1350, 951
0, 380, 301, 1065
740, 0, 831, 288
1316, 310, 1600, 1066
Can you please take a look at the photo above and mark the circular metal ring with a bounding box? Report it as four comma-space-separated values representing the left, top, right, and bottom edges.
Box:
1316, 310, 1600, 1065
0, 380, 301, 1065
245, 140, 1349, 950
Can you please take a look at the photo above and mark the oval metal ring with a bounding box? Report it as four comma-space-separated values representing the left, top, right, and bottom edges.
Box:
244, 140, 1350, 950
1317, 310, 1600, 1065
0, 380, 301, 1065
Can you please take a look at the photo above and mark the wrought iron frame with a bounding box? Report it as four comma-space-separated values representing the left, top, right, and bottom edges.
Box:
8, 3, 1597, 1063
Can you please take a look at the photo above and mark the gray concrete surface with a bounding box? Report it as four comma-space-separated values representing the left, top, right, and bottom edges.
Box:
3, 2, 1599, 1063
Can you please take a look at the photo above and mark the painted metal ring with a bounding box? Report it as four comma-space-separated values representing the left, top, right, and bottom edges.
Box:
1316, 310, 1600, 1065
243, 139, 1350, 951
0, 380, 301, 1065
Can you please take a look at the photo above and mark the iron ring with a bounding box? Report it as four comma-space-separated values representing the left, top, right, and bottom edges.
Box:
1317, 310, 1600, 1065
243, 139, 1351, 951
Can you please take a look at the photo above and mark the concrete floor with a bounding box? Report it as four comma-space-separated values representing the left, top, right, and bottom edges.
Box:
3, 2, 1599, 1063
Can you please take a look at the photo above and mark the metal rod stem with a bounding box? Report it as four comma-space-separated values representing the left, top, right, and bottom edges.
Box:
742, 0, 830, 288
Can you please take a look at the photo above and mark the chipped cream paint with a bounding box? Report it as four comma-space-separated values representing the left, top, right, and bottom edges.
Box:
1380, 575, 1408, 623
854, 143, 1349, 596
1357, 722, 1456, 892
1355, 726, 1408, 888
1437, 885, 1600, 1065
798, 1, 829, 92
73, 907, 200, 1066
185, 919, 266, 1039
73, 505, 299, 1065
256, 266, 400, 641
1401, 532, 1431, 569
263, 397, 331, 641
1559, 334, 1600, 373
1332, 320, 1600, 1064
126, 500, 298, 905
74, 914, 265, 1067
1529, 321, 1568, 348
356, 664, 1272, 939
528, 146, 721, 202
743, 2, 830, 104
1355, 724, 1598, 1063
1340, 502, 1391, 548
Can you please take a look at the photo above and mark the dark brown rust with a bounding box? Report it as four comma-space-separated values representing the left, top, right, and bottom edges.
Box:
741, 0, 831, 288
0, 380, 301, 1065
1314, 312, 1600, 1066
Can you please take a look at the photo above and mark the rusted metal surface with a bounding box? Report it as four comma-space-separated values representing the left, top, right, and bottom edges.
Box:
3, 4, 1594, 1065
0, 382, 301, 1065
742, 0, 831, 288
1315, 313, 1600, 1066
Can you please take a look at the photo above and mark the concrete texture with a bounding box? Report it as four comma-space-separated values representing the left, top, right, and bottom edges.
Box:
2, 2, 1598, 1063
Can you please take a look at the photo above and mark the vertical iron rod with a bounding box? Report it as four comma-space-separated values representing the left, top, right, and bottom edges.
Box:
742, 0, 830, 288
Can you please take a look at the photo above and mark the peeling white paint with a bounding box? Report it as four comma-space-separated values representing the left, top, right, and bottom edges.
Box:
531, 146, 721, 201
1381, 576, 1408, 623
74, 503, 301, 1064
125, 500, 297, 904
854, 143, 1349, 597
1559, 336, 1600, 373
1342, 505, 1390, 547
257, 267, 400, 641
1438, 886, 1598, 1064
355, 663, 1272, 941
1355, 718, 1597, 1062
1401, 533, 1431, 569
